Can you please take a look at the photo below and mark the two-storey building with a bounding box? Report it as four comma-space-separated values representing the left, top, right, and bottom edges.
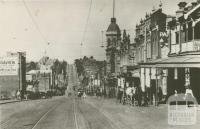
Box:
135, 5, 173, 105
118, 30, 139, 89
155, 1, 200, 103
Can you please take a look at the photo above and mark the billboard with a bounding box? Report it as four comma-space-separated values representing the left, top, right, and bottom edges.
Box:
0, 56, 19, 76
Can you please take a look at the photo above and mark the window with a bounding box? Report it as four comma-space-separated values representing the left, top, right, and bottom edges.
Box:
181, 24, 186, 43
176, 32, 179, 44
107, 38, 111, 46
147, 43, 151, 59
188, 22, 193, 41
194, 22, 200, 40
113, 38, 116, 46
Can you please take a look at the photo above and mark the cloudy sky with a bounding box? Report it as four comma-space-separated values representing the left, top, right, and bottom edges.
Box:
0, 0, 196, 63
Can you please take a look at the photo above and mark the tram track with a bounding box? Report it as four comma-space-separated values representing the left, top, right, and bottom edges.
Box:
0, 97, 65, 129
30, 104, 58, 129
77, 98, 121, 129
73, 98, 79, 129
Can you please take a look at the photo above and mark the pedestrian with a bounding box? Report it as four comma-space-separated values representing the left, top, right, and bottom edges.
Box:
185, 86, 194, 97
142, 86, 149, 106
131, 86, 136, 106
83, 92, 86, 99
137, 86, 142, 106
117, 87, 121, 102
16, 90, 21, 100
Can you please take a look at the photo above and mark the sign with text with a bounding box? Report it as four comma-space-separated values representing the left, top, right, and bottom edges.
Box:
160, 31, 168, 47
0, 57, 19, 76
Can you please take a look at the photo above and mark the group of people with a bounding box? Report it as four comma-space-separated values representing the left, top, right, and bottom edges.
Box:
77, 90, 86, 99
117, 85, 165, 106
117, 86, 146, 106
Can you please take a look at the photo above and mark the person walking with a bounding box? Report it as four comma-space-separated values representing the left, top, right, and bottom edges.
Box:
131, 86, 136, 106
16, 90, 21, 100
117, 86, 123, 103
184, 86, 195, 106
137, 86, 142, 106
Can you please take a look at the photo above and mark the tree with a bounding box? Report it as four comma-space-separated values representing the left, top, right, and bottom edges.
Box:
61, 61, 67, 80
52, 59, 62, 74
26, 61, 38, 72
74, 59, 84, 76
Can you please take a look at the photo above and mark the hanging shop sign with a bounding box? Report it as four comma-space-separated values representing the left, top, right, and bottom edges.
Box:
160, 31, 168, 47
174, 68, 178, 80
0, 57, 18, 76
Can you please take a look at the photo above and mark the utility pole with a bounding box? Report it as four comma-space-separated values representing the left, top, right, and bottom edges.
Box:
18, 52, 21, 99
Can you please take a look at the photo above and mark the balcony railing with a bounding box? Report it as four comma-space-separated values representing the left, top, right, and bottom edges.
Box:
181, 40, 200, 52
170, 40, 200, 54
171, 44, 180, 54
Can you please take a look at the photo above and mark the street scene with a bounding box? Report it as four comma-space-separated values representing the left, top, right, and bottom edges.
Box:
1, 0, 200, 129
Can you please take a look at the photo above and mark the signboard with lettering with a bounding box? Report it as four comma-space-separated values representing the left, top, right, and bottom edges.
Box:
160, 31, 168, 47
0, 57, 19, 76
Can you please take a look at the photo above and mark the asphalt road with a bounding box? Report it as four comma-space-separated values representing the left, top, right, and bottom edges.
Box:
2, 95, 200, 129
0, 64, 118, 129
0, 95, 120, 129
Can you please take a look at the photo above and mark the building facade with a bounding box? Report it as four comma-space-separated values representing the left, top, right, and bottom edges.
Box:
134, 1, 200, 105
158, 1, 200, 103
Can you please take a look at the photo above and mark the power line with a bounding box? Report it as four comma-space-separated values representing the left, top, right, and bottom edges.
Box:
22, 0, 49, 45
80, 0, 93, 47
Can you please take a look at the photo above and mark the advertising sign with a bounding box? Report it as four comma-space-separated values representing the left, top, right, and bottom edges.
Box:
0, 57, 18, 76
160, 31, 168, 47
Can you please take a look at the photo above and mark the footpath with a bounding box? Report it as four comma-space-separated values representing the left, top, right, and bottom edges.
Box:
0, 99, 21, 105
85, 96, 200, 129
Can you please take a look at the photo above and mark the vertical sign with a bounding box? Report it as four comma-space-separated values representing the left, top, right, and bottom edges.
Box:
174, 68, 178, 80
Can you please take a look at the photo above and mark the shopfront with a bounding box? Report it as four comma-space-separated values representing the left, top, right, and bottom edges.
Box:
156, 55, 200, 103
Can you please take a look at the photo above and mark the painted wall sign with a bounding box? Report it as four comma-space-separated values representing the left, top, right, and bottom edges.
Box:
0, 57, 19, 76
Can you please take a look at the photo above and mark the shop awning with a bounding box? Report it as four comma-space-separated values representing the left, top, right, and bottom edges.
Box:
127, 65, 140, 70
139, 55, 200, 68
155, 55, 200, 68
139, 58, 164, 68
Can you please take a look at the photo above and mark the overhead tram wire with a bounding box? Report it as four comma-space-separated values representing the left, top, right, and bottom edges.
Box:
80, 0, 93, 56
22, 0, 50, 52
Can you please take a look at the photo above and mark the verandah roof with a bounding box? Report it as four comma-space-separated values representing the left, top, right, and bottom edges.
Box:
139, 55, 200, 68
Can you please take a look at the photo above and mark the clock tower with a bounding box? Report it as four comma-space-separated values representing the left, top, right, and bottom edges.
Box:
105, 0, 121, 76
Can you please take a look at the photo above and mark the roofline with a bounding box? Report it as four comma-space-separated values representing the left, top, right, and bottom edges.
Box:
184, 4, 200, 19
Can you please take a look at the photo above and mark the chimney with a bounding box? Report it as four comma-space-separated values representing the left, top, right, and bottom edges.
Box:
176, 2, 187, 19
178, 2, 187, 9
191, 2, 197, 6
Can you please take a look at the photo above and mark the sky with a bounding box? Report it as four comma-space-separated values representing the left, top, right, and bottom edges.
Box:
0, 0, 196, 63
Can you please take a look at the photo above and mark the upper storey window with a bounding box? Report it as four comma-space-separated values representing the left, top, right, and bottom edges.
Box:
194, 22, 200, 40
107, 38, 111, 47
188, 22, 193, 41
